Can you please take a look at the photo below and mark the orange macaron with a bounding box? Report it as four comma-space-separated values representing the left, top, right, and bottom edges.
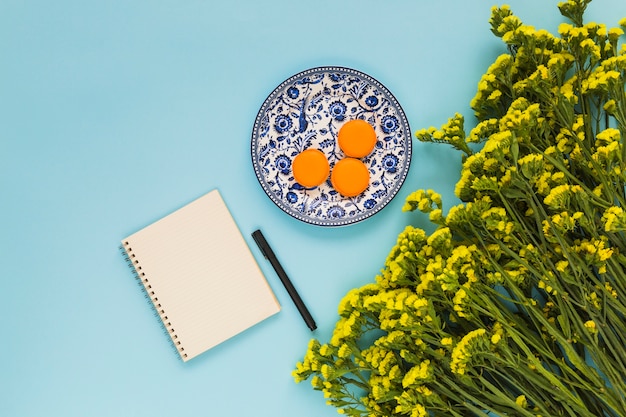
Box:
331, 157, 370, 197
337, 119, 377, 158
292, 149, 330, 188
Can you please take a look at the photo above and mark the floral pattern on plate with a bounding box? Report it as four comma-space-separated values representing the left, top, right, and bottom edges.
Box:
251, 66, 412, 226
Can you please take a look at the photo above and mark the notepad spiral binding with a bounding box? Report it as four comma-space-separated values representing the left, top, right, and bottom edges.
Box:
119, 243, 187, 361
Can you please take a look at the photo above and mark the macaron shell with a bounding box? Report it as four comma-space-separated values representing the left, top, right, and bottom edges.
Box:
292, 149, 330, 188
337, 119, 377, 158
331, 158, 370, 197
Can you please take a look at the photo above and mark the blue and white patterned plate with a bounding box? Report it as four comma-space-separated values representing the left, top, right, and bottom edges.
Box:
251, 66, 412, 226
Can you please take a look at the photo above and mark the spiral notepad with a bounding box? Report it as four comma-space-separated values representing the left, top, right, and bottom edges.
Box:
120, 189, 280, 362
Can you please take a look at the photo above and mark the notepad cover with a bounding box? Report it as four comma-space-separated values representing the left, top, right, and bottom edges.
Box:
121, 189, 280, 362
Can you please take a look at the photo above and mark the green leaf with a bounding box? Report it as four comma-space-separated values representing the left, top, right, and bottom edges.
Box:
557, 314, 571, 338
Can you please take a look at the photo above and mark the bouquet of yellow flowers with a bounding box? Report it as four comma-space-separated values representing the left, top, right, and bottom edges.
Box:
293, 1, 626, 416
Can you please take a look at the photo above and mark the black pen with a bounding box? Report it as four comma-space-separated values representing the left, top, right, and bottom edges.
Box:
252, 229, 317, 331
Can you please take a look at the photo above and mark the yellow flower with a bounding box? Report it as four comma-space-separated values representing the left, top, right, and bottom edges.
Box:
453, 287, 469, 317
337, 343, 351, 358
310, 375, 323, 388
411, 404, 428, 417
604, 282, 618, 298
488, 89, 502, 101
402, 360, 432, 388
556, 260, 569, 272
319, 344, 331, 357
609, 27, 624, 42
604, 99, 617, 113
516, 395, 528, 408
597, 128, 621, 144
580, 38, 601, 60
584, 320, 598, 334
588, 292, 601, 309
544, 184, 582, 210
560, 77, 578, 104
450, 329, 487, 375
321, 364, 332, 380
292, 367, 306, 383
429, 208, 443, 223
539, 279, 558, 295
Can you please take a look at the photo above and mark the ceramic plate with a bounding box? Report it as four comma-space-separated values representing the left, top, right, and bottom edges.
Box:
251, 66, 412, 226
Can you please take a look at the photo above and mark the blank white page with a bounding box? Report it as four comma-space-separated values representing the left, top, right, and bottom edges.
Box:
121, 189, 280, 362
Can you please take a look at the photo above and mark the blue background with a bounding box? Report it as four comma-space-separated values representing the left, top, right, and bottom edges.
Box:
2, 1, 625, 416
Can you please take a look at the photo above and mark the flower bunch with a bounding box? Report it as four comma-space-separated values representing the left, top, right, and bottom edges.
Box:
293, 1, 626, 416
